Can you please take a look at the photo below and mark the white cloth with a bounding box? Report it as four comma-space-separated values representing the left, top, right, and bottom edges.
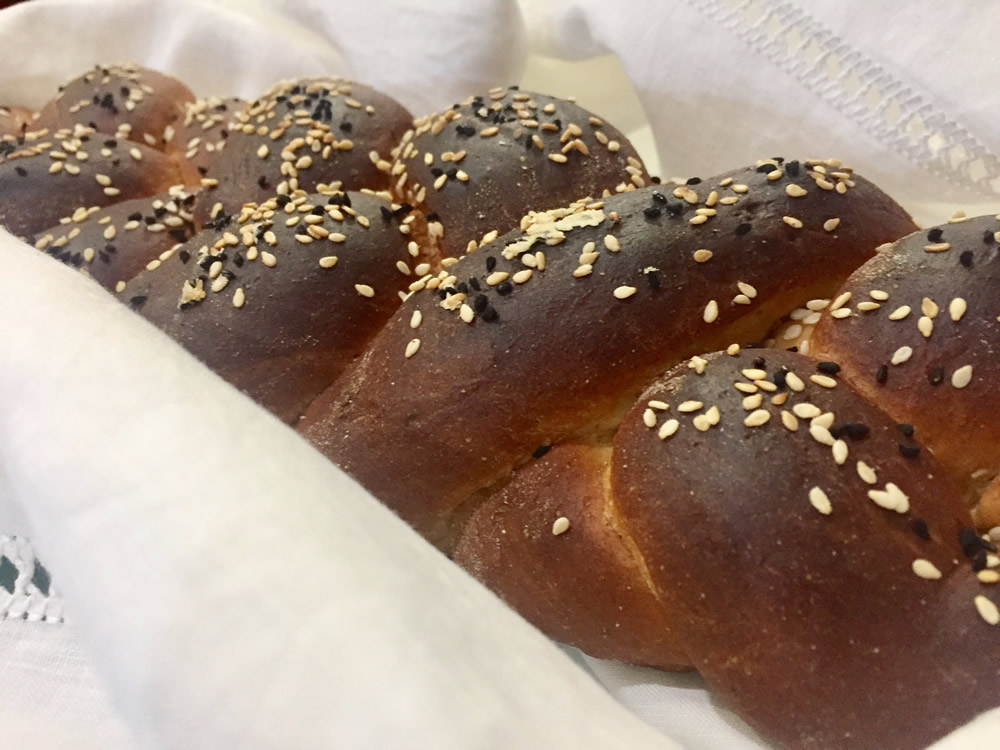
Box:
2, 1, 1000, 749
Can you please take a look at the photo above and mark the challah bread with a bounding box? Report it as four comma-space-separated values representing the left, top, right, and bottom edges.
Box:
809, 215, 1000, 529
31, 187, 196, 291
299, 159, 917, 546
0, 104, 33, 137
164, 96, 245, 183
387, 86, 648, 258
192, 78, 411, 227
119, 189, 426, 423
0, 127, 185, 238
609, 349, 1000, 749
35, 63, 195, 150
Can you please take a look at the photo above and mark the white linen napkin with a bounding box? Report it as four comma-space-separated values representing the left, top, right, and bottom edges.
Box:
2, 1, 1000, 748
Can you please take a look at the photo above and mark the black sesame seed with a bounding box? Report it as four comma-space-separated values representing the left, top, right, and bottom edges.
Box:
178, 250, 191, 264
876, 364, 888, 384
734, 222, 752, 236
485, 256, 497, 272
646, 271, 661, 289
455, 124, 476, 137
686, 177, 702, 185
898, 443, 921, 459
379, 205, 393, 220
831, 423, 870, 440
275, 195, 291, 207
972, 549, 988, 572
128, 295, 148, 309
455, 282, 469, 295
532, 445, 551, 459
472, 294, 488, 313
651, 191, 667, 204
666, 201, 684, 215
196, 166, 208, 176
468, 277, 481, 292
772, 368, 788, 389
928, 366, 945, 386
984, 229, 995, 244
926, 227, 943, 243
911, 518, 931, 541
897, 423, 915, 438
170, 229, 188, 243
430, 167, 443, 177
311, 206, 325, 215
257, 175, 269, 189
816, 361, 841, 375
756, 163, 778, 173
128, 212, 143, 221
481, 305, 499, 322
752, 356, 766, 369
496, 281, 513, 296
14, 166, 26, 177
785, 160, 800, 177
959, 250, 973, 267
446, 168, 458, 179
426, 212, 439, 221
643, 206, 662, 219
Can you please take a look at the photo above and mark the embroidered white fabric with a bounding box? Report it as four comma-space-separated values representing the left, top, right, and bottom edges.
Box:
2, 1, 1000, 748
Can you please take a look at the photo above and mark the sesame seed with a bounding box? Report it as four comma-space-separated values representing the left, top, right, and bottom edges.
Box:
888, 305, 911, 321
806, 299, 829, 311
643, 409, 658, 428
103, 225, 117, 240
916, 316, 933, 338
736, 281, 757, 299
703, 300, 719, 323
547, 152, 568, 163
319, 256, 338, 268
689, 215, 709, 225
785, 371, 805, 392
129, 147, 142, 161
823, 218, 841, 232
921, 298, 939, 318
233, 288, 246, 308
573, 265, 593, 278
734, 382, 758, 394
690, 249, 713, 264
868, 483, 909, 513
743, 393, 763, 410
658, 418, 680, 439
781, 410, 799, 431
460, 304, 474, 323
832, 439, 848, 465
785, 184, 808, 197
809, 374, 837, 388
731, 184, 748, 194
261, 251, 277, 267
890, 346, 913, 365
952, 365, 973, 389
949, 298, 967, 321
726, 344, 741, 356
146, 259, 161, 271
978, 570, 1000, 584
830, 292, 852, 311
649, 400, 670, 411
783, 216, 803, 229
974, 595, 999, 625
744, 409, 770, 427
487, 271, 509, 286
924, 242, 950, 253
741, 368, 767, 381
870, 290, 889, 301
409, 310, 422, 329
614, 285, 637, 300
857, 461, 877, 484
552, 517, 571, 536
705, 405, 720, 426
607, 140, 621, 152
678, 400, 703, 413
115, 281, 126, 293
329, 232, 347, 243
512, 269, 533, 284
689, 356, 708, 374
912, 559, 942, 580
405, 339, 421, 359
600, 234, 621, 252
857, 301, 881, 312
719, 196, 739, 205
808, 487, 832, 515
355, 284, 375, 297
480, 126, 499, 137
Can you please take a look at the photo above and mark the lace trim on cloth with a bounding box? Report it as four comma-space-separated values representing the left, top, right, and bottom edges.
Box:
1, 535, 64, 623
690, 0, 1000, 196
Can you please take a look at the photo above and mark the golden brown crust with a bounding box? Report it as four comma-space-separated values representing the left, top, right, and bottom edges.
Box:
613, 349, 1000, 749
30, 189, 197, 290
299, 160, 916, 544
810, 215, 1000, 523
0, 127, 184, 238
389, 86, 648, 258
192, 78, 411, 227
119, 189, 419, 423
453, 439, 691, 670
35, 64, 194, 149
164, 96, 245, 184
0, 105, 34, 137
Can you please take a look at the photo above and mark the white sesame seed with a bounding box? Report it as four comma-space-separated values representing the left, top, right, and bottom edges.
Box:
952, 365, 973, 389
648, 400, 669, 411
573, 265, 593, 278
677, 400, 703, 413
869, 290, 889, 301
736, 281, 758, 299
552, 516, 571, 536
783, 324, 804, 340
810, 374, 838, 388
233, 288, 246, 308
949, 298, 967, 322
921, 298, 939, 319
781, 410, 799, 431
689, 215, 709, 225
911, 559, 942, 580
917, 315, 933, 337
744, 409, 771, 427
857, 301, 881, 312
806, 299, 829, 311
734, 382, 758, 394
743, 393, 763, 410
832, 439, 848, 465
731, 184, 749, 194
480, 126, 499, 137
808, 487, 832, 515
924, 242, 950, 253
658, 419, 680, 439
727, 343, 741, 356
512, 269, 533, 284
604, 234, 621, 252
742, 368, 767, 381
888, 305, 911, 321
830, 291, 852, 311
890, 346, 913, 365
868, 483, 909, 513
978, 570, 1000, 583
355, 284, 375, 298
319, 256, 338, 268
689, 355, 708, 374
974, 595, 1000, 625
823, 218, 841, 232
614, 285, 637, 300
642, 408, 658, 428
785, 371, 805, 392
703, 300, 719, 323
810, 424, 835, 446
405, 338, 421, 359
782, 216, 803, 229
856, 461, 877, 485
459, 304, 475, 323
115, 281, 126, 293
693, 249, 713, 262
408, 310, 423, 329
785, 183, 808, 197
261, 251, 277, 268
